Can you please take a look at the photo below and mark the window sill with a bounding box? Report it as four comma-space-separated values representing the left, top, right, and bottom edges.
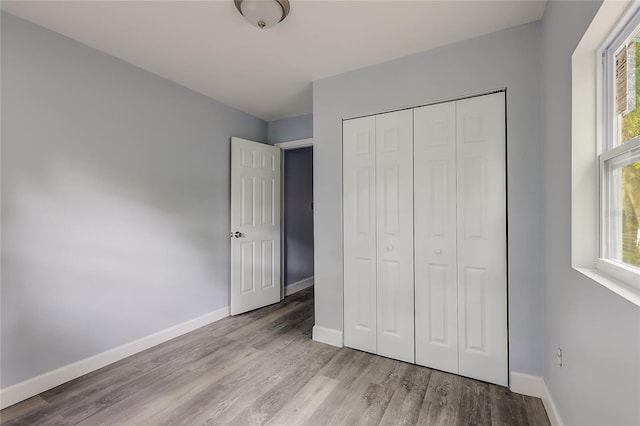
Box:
574, 267, 640, 307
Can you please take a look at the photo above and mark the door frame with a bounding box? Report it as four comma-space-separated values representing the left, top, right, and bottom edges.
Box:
274, 138, 314, 299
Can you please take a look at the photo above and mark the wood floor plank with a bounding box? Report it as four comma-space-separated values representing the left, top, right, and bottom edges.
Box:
266, 374, 339, 426
523, 393, 551, 426
248, 309, 314, 350
416, 369, 463, 425
337, 357, 408, 425
304, 351, 392, 426
456, 377, 492, 425
350, 382, 395, 425
154, 329, 320, 425
319, 348, 373, 384
213, 340, 337, 425
0, 287, 549, 426
160, 332, 314, 424
41, 327, 236, 409
379, 365, 432, 426
0, 397, 48, 424
156, 335, 318, 425
489, 384, 529, 426
317, 347, 362, 379
234, 305, 314, 352
109, 346, 263, 425
51, 337, 244, 424
75, 343, 261, 425
225, 301, 302, 341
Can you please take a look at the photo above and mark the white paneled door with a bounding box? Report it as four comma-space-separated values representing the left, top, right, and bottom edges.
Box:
375, 110, 414, 364
343, 116, 377, 353
230, 137, 281, 315
343, 110, 414, 364
414, 101, 459, 374
456, 93, 507, 386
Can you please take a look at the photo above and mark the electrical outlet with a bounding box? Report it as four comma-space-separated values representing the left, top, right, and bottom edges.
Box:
556, 347, 563, 367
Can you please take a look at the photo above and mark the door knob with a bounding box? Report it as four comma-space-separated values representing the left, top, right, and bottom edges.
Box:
232, 231, 244, 238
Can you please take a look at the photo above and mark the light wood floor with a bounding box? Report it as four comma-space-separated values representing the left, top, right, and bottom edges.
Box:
1, 288, 549, 425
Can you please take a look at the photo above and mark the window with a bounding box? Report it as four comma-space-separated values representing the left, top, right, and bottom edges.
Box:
600, 13, 640, 289
572, 0, 640, 305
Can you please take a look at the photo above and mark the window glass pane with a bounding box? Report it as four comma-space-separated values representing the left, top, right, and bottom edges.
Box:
622, 162, 640, 268
617, 33, 640, 145
605, 148, 640, 269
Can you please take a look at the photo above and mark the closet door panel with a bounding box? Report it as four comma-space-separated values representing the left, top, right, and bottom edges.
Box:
375, 110, 415, 364
414, 102, 459, 374
456, 93, 508, 386
343, 116, 377, 354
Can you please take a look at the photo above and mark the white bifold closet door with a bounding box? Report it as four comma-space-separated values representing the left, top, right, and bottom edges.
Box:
414, 101, 459, 374
414, 92, 507, 386
343, 116, 377, 354
375, 111, 414, 363
343, 109, 415, 364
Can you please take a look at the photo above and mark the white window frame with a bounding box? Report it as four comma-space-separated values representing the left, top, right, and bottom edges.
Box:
571, 0, 640, 307
598, 8, 640, 290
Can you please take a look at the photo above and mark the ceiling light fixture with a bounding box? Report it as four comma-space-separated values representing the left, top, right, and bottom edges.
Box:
234, 0, 290, 29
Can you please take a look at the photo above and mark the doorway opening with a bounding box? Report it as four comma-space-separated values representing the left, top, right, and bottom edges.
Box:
276, 139, 314, 297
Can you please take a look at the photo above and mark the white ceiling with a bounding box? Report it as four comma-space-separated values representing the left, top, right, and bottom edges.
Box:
1, 0, 546, 121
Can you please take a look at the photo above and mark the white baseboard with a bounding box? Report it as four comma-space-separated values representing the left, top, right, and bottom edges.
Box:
285, 276, 314, 296
312, 326, 343, 348
510, 372, 563, 426
0, 306, 229, 410
541, 380, 564, 426
510, 371, 544, 397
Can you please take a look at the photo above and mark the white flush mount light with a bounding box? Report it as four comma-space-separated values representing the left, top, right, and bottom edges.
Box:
234, 0, 290, 29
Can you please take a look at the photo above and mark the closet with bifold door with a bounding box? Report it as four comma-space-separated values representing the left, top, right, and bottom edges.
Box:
343, 92, 508, 387
343, 109, 415, 364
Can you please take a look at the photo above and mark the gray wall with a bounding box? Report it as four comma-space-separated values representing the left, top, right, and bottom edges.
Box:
284, 148, 314, 286
313, 22, 544, 376
0, 12, 267, 388
541, 2, 640, 425
267, 114, 313, 144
